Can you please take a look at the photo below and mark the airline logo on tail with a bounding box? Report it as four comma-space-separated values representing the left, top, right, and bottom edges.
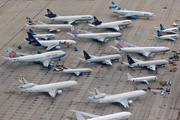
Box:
94, 89, 98, 95
22, 78, 26, 84
9, 51, 17, 58
83, 50, 91, 60
72, 29, 78, 35
92, 16, 102, 26
109, 1, 121, 10
48, 10, 52, 14
116, 43, 121, 48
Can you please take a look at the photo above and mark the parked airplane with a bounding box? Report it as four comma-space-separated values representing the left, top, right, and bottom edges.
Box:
29, 29, 56, 40
153, 30, 179, 41
1, 48, 66, 67
122, 55, 168, 71
87, 88, 146, 108
70, 109, 132, 120
109, 1, 155, 19
171, 22, 180, 27
78, 50, 121, 65
67, 26, 122, 42
44, 9, 93, 24
127, 73, 157, 84
54, 64, 93, 76
25, 17, 72, 32
154, 24, 178, 34
88, 16, 132, 31
24, 32, 76, 50
17, 78, 78, 98
111, 40, 170, 57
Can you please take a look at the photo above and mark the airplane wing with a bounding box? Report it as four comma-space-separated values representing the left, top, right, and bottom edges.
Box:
49, 28, 58, 32
121, 40, 138, 47
111, 45, 119, 51
38, 21, 47, 25
102, 59, 112, 65
119, 14, 135, 18
42, 59, 50, 67
115, 98, 129, 108
67, 20, 75, 24
121, 62, 129, 66
76, 28, 92, 34
74, 72, 81, 76
48, 89, 57, 98
70, 109, 100, 118
95, 37, 105, 42
112, 26, 120, 31
142, 80, 149, 84
168, 37, 176, 41
141, 51, 152, 57
46, 44, 58, 50
43, 37, 49, 40
16, 52, 31, 56
133, 58, 143, 62
147, 65, 156, 71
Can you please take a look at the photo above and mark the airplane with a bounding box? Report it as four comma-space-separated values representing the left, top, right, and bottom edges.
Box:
66, 26, 122, 42
127, 73, 157, 84
44, 9, 93, 24
122, 55, 168, 71
29, 29, 56, 40
1, 48, 66, 67
171, 22, 180, 27
54, 64, 93, 76
154, 24, 178, 34
17, 78, 78, 98
70, 109, 132, 120
25, 17, 72, 32
109, 1, 155, 19
88, 16, 132, 31
24, 32, 76, 50
78, 50, 121, 65
153, 30, 179, 41
111, 40, 170, 57
87, 88, 146, 108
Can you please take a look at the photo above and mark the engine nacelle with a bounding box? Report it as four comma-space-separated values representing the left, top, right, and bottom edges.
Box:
128, 100, 133, 104
94, 93, 105, 99
132, 16, 137, 19
20, 83, 34, 88
57, 90, 62, 94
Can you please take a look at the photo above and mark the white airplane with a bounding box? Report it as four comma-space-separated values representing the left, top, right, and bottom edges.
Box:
25, 17, 72, 32
54, 64, 93, 76
1, 48, 66, 67
29, 29, 56, 40
24, 32, 76, 50
171, 22, 180, 27
109, 1, 155, 19
153, 30, 179, 41
127, 73, 157, 84
67, 26, 122, 42
78, 50, 121, 65
44, 9, 93, 24
122, 55, 168, 71
17, 78, 78, 98
70, 109, 132, 120
87, 88, 146, 108
88, 16, 132, 31
154, 24, 178, 34
111, 40, 170, 57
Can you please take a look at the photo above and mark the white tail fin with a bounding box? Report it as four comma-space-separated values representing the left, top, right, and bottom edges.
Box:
19, 78, 29, 84
127, 73, 133, 80
70, 110, 85, 120
94, 88, 101, 95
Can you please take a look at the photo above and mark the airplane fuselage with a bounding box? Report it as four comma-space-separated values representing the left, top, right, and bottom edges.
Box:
62, 68, 92, 73
129, 76, 157, 82
95, 20, 132, 28
29, 24, 72, 29
33, 34, 56, 39
133, 59, 168, 67
36, 40, 76, 47
160, 28, 178, 33
45, 15, 93, 22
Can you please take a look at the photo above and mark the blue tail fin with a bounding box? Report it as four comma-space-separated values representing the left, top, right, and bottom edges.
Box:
127, 55, 135, 64
109, 1, 121, 10
83, 50, 91, 60
92, 16, 102, 26
26, 32, 41, 46
157, 30, 162, 37
45, 9, 57, 18
29, 29, 36, 35
26, 17, 35, 25
160, 24, 164, 30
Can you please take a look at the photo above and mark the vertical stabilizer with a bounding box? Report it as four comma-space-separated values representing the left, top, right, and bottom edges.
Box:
127, 55, 135, 64
114, 40, 123, 49
109, 1, 121, 10
19, 78, 29, 84
83, 50, 91, 60
29, 29, 36, 35
157, 30, 163, 37
70, 110, 86, 120
92, 16, 102, 26
94, 88, 101, 95
160, 24, 164, 30
71, 26, 79, 35
45, 9, 57, 18
7, 48, 19, 58
26, 17, 35, 25
127, 73, 133, 80
26, 32, 41, 46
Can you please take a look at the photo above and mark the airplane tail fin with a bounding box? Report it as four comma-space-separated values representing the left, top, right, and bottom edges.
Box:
26, 17, 35, 25
19, 78, 29, 85
157, 30, 163, 37
29, 29, 36, 35
160, 24, 164, 30
70, 110, 86, 120
127, 73, 133, 80
114, 40, 123, 48
57, 64, 64, 71
45, 9, 57, 18
127, 55, 135, 64
25, 32, 41, 46
92, 16, 102, 26
71, 26, 79, 35
6, 48, 19, 58
94, 88, 101, 95
83, 50, 91, 60
109, 1, 121, 10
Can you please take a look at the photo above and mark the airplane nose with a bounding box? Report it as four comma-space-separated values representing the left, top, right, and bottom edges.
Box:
72, 41, 76, 44
73, 81, 78, 85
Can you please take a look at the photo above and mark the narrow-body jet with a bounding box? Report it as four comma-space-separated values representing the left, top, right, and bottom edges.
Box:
29, 29, 56, 40
153, 30, 179, 41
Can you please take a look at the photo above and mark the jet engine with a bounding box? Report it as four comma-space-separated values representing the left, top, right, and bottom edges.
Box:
20, 83, 34, 88
57, 90, 62, 94
94, 93, 106, 99
132, 16, 137, 19
128, 100, 133, 104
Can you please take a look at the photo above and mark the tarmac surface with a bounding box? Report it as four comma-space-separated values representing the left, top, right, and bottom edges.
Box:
0, 0, 180, 120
